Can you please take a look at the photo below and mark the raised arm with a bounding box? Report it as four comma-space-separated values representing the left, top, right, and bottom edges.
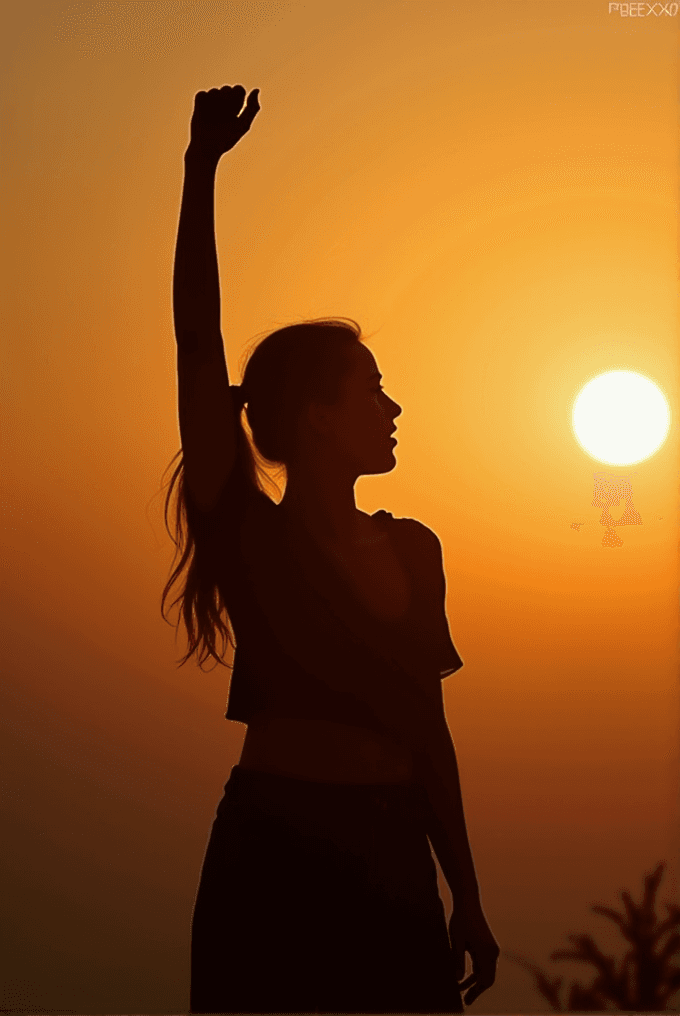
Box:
174, 85, 260, 510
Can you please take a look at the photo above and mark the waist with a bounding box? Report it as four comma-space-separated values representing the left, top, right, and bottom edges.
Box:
239, 712, 414, 785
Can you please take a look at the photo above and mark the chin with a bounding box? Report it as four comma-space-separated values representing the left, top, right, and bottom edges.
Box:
362, 452, 397, 475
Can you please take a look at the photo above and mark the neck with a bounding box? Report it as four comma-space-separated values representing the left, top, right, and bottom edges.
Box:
280, 460, 363, 545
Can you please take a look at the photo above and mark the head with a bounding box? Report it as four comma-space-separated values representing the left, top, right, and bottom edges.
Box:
241, 318, 401, 481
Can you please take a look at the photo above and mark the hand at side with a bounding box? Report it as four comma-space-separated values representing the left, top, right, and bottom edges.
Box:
449, 900, 500, 1006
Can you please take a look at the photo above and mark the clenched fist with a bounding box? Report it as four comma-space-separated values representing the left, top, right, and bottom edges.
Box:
187, 84, 260, 163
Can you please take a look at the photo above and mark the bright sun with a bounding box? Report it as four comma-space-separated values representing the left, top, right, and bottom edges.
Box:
572, 371, 671, 467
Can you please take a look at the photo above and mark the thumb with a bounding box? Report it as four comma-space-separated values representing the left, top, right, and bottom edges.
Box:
239, 88, 261, 129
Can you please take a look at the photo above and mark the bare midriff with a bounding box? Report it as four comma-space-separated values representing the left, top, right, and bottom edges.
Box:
239, 712, 415, 784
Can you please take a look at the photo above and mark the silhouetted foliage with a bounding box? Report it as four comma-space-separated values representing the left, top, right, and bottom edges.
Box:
507, 862, 680, 1012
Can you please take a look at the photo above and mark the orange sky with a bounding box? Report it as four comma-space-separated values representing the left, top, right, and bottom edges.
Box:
2, 1, 678, 1013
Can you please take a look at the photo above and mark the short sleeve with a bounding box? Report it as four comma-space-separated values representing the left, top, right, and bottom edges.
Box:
434, 591, 464, 679
406, 520, 464, 680
438, 633, 464, 679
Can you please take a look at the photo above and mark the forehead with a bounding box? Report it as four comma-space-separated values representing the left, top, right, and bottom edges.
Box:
345, 342, 379, 379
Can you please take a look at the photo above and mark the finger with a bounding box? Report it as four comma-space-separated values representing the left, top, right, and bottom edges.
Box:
464, 975, 494, 1007
463, 986, 483, 1007
238, 88, 261, 129
462, 969, 494, 1007
469, 956, 496, 992
465, 964, 496, 999
245, 88, 261, 113
222, 83, 246, 109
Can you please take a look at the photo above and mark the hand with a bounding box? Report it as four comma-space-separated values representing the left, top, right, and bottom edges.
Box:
449, 900, 500, 1006
187, 85, 260, 163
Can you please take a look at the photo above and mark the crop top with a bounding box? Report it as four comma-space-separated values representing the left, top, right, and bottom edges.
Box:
186, 465, 464, 751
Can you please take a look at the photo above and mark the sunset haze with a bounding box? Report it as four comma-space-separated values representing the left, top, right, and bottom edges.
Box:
2, 1, 678, 1013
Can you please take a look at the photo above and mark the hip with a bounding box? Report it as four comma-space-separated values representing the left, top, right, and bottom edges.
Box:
191, 765, 462, 1013
205, 763, 436, 901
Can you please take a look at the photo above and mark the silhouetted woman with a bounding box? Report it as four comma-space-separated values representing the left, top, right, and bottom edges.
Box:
163, 84, 500, 1014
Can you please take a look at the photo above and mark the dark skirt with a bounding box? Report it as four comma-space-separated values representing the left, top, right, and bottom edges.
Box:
190, 765, 464, 1014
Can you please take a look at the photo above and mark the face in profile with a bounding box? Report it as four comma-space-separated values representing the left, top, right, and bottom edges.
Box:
309, 343, 402, 477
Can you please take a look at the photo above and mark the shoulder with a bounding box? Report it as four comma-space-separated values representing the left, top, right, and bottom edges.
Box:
376, 510, 443, 561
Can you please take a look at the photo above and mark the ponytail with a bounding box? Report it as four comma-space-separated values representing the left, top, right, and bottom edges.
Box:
229, 383, 281, 501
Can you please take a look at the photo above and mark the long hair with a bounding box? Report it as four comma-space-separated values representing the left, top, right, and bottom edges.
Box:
160, 318, 364, 671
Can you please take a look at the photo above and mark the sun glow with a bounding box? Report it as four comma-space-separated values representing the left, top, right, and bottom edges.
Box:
571, 371, 671, 467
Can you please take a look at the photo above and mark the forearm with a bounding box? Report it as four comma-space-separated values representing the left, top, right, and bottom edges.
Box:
414, 721, 481, 906
173, 147, 222, 347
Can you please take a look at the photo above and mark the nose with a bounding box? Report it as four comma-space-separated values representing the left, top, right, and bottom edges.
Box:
389, 396, 402, 420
